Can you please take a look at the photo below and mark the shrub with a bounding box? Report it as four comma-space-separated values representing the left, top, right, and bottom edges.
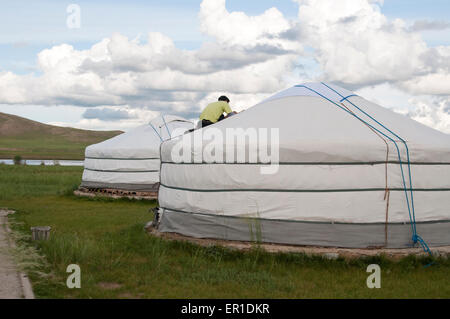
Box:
13, 155, 22, 165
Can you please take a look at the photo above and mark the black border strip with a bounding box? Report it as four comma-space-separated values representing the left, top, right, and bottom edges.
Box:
86, 157, 159, 160
80, 181, 158, 191
84, 168, 159, 173
160, 206, 450, 226
160, 183, 450, 193
161, 161, 450, 166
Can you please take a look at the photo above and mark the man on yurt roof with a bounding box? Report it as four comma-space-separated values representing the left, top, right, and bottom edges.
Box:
198, 95, 237, 128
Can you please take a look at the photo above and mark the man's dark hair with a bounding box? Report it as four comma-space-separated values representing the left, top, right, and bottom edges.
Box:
218, 96, 230, 103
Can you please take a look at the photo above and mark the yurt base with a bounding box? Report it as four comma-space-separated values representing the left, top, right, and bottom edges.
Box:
74, 187, 157, 200
145, 226, 450, 260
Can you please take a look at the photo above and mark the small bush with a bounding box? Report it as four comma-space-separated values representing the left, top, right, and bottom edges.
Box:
13, 155, 22, 165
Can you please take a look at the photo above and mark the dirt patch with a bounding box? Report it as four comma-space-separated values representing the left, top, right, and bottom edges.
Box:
97, 282, 123, 290
148, 228, 450, 260
0, 209, 34, 299
0, 147, 22, 152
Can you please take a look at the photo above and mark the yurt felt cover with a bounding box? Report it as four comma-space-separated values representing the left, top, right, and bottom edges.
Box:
157, 83, 450, 248
81, 115, 194, 191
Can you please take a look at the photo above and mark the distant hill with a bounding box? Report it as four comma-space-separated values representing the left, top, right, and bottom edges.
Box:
0, 112, 123, 160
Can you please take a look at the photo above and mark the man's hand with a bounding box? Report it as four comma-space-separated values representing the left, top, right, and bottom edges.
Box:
226, 111, 238, 118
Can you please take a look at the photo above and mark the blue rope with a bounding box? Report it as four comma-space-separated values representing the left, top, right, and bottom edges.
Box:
162, 115, 171, 139
294, 83, 431, 253
320, 82, 425, 249
415, 234, 432, 255
340, 94, 358, 102
149, 122, 163, 142
321, 82, 432, 254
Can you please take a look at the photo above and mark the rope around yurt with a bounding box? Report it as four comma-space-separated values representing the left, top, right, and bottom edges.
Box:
292, 83, 432, 255
339, 102, 391, 247
149, 122, 164, 142
162, 115, 172, 138
322, 82, 432, 255
322, 82, 432, 256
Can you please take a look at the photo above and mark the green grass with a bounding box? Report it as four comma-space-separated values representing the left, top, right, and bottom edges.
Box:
0, 165, 82, 200
0, 133, 120, 160
0, 165, 449, 298
0, 135, 98, 160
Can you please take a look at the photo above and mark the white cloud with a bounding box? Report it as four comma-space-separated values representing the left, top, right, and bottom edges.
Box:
294, 0, 430, 87
83, 106, 138, 121
293, 0, 450, 98
355, 82, 450, 134
355, 83, 417, 110
399, 46, 450, 95
199, 0, 294, 50
0, 13, 300, 112
56, 118, 142, 131
397, 97, 450, 134
409, 20, 450, 32
51, 106, 161, 131
400, 73, 450, 96
1, 0, 449, 134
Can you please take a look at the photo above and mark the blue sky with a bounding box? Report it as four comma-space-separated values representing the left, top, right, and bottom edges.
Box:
0, 0, 449, 132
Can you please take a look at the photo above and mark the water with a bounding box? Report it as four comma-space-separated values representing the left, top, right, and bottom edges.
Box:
0, 159, 84, 166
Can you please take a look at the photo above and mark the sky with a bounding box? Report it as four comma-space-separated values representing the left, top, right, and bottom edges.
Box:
0, 0, 449, 132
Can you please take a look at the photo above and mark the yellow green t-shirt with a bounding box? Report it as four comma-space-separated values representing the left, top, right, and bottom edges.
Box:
199, 101, 232, 123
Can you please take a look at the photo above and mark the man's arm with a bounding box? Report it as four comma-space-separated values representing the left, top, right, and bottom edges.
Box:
223, 103, 232, 114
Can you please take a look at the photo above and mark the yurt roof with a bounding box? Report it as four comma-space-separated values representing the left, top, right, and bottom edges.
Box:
86, 115, 193, 159
162, 82, 450, 164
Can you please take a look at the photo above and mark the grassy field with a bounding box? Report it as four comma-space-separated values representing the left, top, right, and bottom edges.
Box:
0, 112, 121, 160
0, 164, 449, 298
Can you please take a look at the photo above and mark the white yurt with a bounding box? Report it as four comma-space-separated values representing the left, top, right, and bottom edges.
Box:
81, 115, 194, 193
156, 83, 450, 249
